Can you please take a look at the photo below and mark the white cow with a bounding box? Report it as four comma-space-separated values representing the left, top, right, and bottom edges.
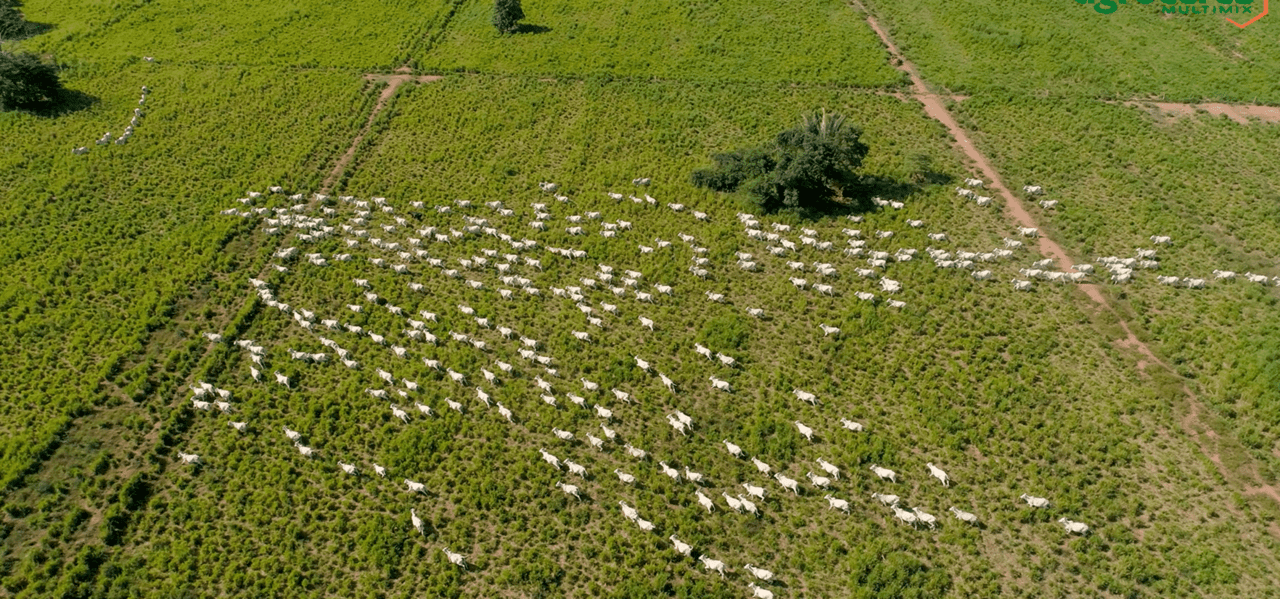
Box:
926, 463, 950, 487
840, 418, 864, 432
949, 507, 979, 525
824, 494, 850, 513
1059, 517, 1091, 535
1020, 493, 1050, 508
870, 464, 896, 483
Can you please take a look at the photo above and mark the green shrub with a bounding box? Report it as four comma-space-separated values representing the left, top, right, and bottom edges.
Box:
696, 314, 749, 350
849, 543, 951, 599
492, 0, 524, 33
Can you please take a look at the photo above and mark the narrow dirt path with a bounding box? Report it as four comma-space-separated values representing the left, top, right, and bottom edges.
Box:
854, 1, 1080, 277
320, 73, 442, 193
1121, 101, 1280, 125
850, 0, 1280, 511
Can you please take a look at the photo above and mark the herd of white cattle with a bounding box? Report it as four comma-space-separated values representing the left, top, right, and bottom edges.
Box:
960, 180, 1277, 290
72, 85, 150, 155
196, 176, 1259, 593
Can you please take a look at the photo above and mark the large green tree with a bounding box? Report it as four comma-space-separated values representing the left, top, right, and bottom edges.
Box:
692, 109, 870, 214
0, 0, 28, 40
0, 51, 61, 109
492, 0, 524, 33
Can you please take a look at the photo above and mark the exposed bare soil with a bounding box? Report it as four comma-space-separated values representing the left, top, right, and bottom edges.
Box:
320, 73, 443, 193
1121, 101, 1280, 124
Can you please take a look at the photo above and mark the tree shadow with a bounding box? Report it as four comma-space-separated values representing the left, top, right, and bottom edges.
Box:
25, 88, 99, 118
1, 20, 54, 41
513, 23, 551, 34
808, 171, 956, 220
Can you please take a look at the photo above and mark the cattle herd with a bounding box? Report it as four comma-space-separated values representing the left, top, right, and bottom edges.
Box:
73, 85, 151, 155
199, 178, 1262, 593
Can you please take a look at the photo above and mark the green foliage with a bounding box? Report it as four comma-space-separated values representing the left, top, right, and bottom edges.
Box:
492, 0, 524, 33
0, 50, 60, 109
848, 542, 951, 598
422, 0, 904, 85
496, 555, 564, 596
695, 313, 749, 351
866, 0, 1280, 102
357, 514, 405, 572
692, 109, 870, 214
689, 146, 774, 194
0, 3, 26, 40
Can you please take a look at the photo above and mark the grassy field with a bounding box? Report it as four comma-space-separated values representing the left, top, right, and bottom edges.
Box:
420, 0, 905, 85
2, 0, 1280, 597
10, 0, 451, 70
7, 76, 1274, 598
0, 63, 374, 488
865, 0, 1280, 102
950, 96, 1280, 482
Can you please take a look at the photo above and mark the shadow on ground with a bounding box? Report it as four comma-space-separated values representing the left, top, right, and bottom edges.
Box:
513, 23, 551, 34
1, 19, 54, 42
26, 89, 99, 118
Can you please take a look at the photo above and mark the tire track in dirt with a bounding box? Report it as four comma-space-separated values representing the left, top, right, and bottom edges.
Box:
849, 0, 1280, 512
321, 71, 442, 193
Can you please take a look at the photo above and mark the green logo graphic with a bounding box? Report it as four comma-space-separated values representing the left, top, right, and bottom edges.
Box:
1075, 0, 1266, 27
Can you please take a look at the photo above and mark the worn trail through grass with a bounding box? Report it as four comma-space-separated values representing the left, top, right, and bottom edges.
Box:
849, 0, 1280, 516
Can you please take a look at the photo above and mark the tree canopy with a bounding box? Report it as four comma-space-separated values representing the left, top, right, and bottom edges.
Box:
692, 109, 871, 214
0, 51, 61, 109
0, 0, 29, 40
492, 0, 525, 33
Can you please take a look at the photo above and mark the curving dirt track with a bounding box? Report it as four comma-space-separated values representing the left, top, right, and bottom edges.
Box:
849, 0, 1280, 510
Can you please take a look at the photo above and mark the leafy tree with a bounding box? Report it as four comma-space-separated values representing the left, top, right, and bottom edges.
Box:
692, 109, 870, 214
0, 50, 61, 109
0, 4, 24, 40
0, 0, 37, 42
492, 0, 525, 33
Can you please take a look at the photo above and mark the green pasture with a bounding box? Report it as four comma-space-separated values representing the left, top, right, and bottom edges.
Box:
952, 96, 1280, 479
16, 77, 1265, 598
420, 0, 904, 85
1, 0, 1279, 598
10, 0, 450, 70
866, 0, 1280, 102
0, 64, 374, 489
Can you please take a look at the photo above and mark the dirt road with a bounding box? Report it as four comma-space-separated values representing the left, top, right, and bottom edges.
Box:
321, 72, 443, 193
849, 0, 1279, 511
